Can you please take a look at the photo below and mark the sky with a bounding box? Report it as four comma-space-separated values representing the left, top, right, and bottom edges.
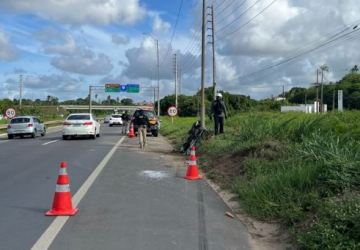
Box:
0, 0, 359, 102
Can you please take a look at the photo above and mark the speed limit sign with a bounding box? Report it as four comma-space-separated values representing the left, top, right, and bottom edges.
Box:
167, 106, 178, 117
5, 108, 16, 119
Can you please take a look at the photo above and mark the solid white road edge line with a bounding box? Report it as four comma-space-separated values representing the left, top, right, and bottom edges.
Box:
31, 136, 126, 250
42, 140, 59, 146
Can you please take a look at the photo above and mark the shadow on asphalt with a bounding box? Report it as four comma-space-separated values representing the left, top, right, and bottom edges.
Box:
10, 205, 47, 214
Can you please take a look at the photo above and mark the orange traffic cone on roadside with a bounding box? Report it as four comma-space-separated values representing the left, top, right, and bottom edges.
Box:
46, 161, 78, 216
128, 123, 135, 138
184, 146, 202, 180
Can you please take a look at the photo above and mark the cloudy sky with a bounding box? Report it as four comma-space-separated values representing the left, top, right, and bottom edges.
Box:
0, 0, 359, 102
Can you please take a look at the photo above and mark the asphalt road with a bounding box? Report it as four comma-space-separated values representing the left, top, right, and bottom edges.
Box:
0, 125, 251, 250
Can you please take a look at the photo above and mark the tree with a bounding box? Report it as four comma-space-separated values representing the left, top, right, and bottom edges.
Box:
120, 98, 134, 105
351, 65, 359, 73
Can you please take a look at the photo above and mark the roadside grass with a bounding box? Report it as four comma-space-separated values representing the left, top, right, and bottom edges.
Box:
160, 111, 360, 249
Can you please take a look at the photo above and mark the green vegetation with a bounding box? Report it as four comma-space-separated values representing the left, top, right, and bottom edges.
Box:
161, 112, 360, 249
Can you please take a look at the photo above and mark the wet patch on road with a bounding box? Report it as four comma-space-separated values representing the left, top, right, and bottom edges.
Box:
139, 170, 170, 180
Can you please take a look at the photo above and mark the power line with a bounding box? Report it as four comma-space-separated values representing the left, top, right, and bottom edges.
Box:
217, 0, 263, 33
160, 0, 184, 65
216, 0, 247, 25
235, 26, 360, 83
218, 0, 278, 40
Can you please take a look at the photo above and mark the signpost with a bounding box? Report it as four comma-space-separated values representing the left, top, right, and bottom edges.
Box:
105, 83, 139, 93
5, 108, 16, 119
167, 106, 177, 124
105, 83, 120, 92
127, 84, 140, 93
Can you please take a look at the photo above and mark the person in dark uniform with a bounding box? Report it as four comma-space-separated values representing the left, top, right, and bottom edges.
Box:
121, 111, 131, 134
133, 109, 149, 149
211, 93, 228, 135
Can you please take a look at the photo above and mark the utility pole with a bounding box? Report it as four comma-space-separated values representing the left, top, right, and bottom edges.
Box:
320, 69, 324, 113
200, 0, 206, 128
208, 5, 217, 101
88, 85, 92, 114
155, 39, 160, 117
282, 85, 285, 98
19, 74, 23, 109
316, 69, 319, 112
178, 63, 182, 96
174, 53, 178, 108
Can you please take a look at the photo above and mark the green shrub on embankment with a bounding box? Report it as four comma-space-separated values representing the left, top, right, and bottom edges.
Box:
160, 112, 360, 249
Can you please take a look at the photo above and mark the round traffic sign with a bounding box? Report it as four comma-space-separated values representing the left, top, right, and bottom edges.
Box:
167, 106, 178, 117
5, 108, 16, 119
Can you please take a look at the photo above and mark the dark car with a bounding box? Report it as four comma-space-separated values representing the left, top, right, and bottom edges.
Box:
131, 109, 159, 137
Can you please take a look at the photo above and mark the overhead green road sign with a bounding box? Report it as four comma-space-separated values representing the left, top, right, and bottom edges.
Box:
127, 84, 140, 93
105, 83, 120, 92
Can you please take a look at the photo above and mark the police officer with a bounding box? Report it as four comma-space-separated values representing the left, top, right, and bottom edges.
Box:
133, 109, 149, 149
121, 111, 131, 134
211, 93, 228, 135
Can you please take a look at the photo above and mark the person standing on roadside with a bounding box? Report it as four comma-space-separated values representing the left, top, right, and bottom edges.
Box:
121, 111, 131, 135
211, 93, 228, 135
133, 109, 149, 149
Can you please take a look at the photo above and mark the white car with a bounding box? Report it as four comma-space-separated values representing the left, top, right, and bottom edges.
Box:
7, 116, 46, 139
109, 114, 123, 126
62, 113, 100, 140
104, 115, 111, 123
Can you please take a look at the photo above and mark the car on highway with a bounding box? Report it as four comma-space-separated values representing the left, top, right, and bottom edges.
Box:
62, 113, 100, 140
104, 115, 111, 123
109, 114, 123, 127
7, 116, 46, 139
132, 109, 159, 137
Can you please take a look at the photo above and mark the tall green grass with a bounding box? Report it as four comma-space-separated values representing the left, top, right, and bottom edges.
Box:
160, 111, 360, 249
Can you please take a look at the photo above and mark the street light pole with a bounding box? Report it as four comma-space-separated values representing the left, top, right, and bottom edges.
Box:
156, 39, 160, 117
200, 0, 206, 128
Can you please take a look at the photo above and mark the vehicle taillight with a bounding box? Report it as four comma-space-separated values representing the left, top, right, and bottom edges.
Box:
83, 122, 93, 126
27, 124, 33, 127
7, 125, 11, 129
63, 121, 71, 126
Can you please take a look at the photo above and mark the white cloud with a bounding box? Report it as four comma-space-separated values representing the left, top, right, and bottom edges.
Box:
112, 34, 130, 45
151, 13, 171, 34
0, 0, 146, 25
0, 30, 18, 61
51, 48, 114, 75
2, 74, 85, 100
121, 37, 197, 81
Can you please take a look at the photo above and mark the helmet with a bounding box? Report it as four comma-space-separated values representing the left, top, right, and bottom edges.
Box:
216, 93, 222, 98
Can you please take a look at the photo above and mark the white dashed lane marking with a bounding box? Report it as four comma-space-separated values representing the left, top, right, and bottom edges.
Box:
42, 140, 59, 146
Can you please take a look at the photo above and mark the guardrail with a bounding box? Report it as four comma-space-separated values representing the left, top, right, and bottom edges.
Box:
0, 120, 64, 130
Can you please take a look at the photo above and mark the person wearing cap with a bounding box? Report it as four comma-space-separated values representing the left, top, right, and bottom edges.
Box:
133, 109, 149, 149
211, 93, 228, 135
121, 111, 131, 134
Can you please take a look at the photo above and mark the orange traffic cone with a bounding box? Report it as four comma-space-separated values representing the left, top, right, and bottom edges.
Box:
184, 146, 202, 180
46, 161, 78, 216
128, 123, 135, 138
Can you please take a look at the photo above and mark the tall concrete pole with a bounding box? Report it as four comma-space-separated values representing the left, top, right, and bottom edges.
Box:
211, 5, 217, 101
200, 0, 206, 128
321, 69, 324, 113
174, 53, 178, 108
89, 85, 92, 114
156, 39, 160, 117
19, 74, 23, 109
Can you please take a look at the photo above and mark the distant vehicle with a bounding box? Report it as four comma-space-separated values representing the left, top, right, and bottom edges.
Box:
132, 109, 159, 137
104, 115, 111, 123
62, 113, 100, 140
7, 116, 46, 139
109, 114, 123, 127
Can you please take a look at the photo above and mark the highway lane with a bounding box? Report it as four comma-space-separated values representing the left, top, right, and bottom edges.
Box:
0, 125, 251, 250
0, 124, 124, 250
48, 135, 251, 250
